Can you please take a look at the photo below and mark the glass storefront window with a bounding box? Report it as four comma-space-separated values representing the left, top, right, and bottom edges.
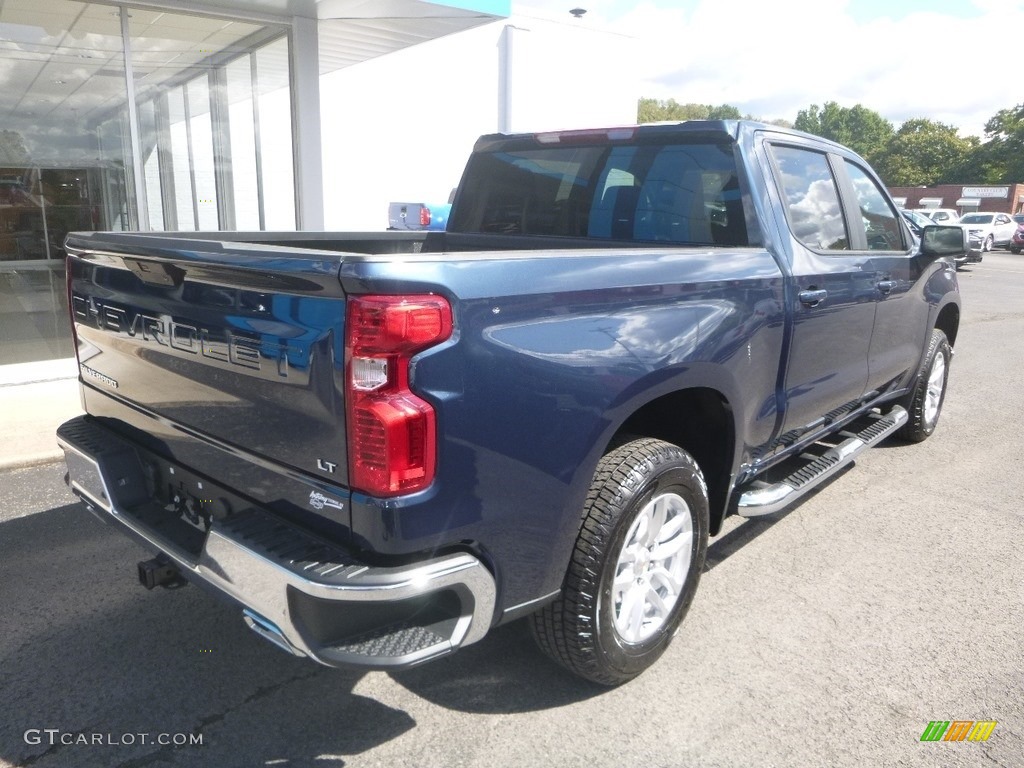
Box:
257, 39, 296, 230
165, 87, 194, 229
186, 75, 219, 230
138, 100, 164, 231
226, 55, 261, 230
0, 0, 129, 263
0, 2, 295, 365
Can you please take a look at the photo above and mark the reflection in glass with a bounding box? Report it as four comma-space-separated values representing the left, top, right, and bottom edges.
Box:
844, 161, 903, 251
1, 2, 295, 364
165, 87, 194, 229
0, 0, 129, 261
227, 56, 261, 230
139, 99, 164, 231
187, 76, 219, 230
257, 39, 296, 230
771, 145, 849, 251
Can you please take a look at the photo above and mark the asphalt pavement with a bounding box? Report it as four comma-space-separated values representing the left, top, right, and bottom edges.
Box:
1, 253, 1022, 768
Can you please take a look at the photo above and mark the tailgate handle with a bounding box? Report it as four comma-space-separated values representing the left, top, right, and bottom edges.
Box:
125, 259, 184, 288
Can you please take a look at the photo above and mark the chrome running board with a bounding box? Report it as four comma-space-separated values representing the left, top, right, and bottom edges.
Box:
736, 406, 908, 518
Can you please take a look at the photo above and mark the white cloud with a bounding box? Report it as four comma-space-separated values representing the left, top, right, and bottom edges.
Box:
516, 0, 1024, 137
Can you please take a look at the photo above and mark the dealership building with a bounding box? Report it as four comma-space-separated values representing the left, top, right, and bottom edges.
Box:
0, 0, 637, 373
889, 184, 1024, 216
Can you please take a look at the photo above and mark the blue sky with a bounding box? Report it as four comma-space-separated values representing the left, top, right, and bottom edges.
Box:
519, 0, 1023, 136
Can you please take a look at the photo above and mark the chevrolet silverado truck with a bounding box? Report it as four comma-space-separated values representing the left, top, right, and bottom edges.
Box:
57, 121, 965, 686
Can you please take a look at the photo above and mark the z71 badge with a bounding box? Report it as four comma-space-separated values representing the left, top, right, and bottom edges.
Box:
308, 491, 344, 511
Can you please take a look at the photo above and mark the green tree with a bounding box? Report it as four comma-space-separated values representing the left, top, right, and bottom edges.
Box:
794, 102, 894, 166
0, 130, 32, 164
873, 119, 978, 186
970, 104, 1024, 183
637, 99, 745, 123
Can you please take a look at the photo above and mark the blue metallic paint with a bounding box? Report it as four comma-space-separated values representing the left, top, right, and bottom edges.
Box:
60, 122, 961, 622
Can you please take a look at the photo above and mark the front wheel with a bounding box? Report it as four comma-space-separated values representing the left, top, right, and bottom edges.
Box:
531, 438, 709, 686
983, 235, 994, 252
897, 328, 951, 443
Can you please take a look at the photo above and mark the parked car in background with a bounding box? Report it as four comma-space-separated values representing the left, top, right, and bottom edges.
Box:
913, 208, 960, 226
388, 201, 452, 231
1011, 223, 1024, 254
959, 212, 1017, 251
902, 209, 979, 268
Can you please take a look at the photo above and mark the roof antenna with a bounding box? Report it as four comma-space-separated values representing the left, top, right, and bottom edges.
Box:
569, 8, 587, 18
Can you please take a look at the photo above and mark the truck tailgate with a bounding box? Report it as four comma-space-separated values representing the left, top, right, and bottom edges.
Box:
64, 233, 350, 488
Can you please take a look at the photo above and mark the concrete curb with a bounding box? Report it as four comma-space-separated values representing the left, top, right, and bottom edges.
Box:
0, 450, 65, 472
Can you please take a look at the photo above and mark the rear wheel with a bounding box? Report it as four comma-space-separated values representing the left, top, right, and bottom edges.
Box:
897, 328, 951, 443
531, 438, 708, 685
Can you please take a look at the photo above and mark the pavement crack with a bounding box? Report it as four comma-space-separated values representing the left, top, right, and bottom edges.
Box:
17, 721, 106, 768
980, 746, 1010, 767
18, 740, 65, 768
110, 668, 323, 768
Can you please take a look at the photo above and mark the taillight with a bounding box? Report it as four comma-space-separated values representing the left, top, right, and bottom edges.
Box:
419, 206, 431, 227
345, 295, 452, 496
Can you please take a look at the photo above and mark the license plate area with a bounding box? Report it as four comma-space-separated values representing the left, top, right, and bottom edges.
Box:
126, 456, 242, 559
60, 417, 251, 563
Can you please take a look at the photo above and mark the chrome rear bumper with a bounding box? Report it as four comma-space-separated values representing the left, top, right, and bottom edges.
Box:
57, 416, 496, 669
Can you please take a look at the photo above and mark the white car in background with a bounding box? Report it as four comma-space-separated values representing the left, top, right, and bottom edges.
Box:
958, 212, 1017, 251
913, 208, 960, 225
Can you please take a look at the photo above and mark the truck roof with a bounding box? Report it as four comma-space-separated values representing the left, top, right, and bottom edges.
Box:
473, 120, 850, 155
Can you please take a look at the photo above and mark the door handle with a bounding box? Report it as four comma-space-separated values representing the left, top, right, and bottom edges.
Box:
798, 289, 828, 307
877, 280, 897, 295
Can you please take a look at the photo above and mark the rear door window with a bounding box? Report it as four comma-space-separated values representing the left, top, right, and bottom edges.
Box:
768, 145, 849, 251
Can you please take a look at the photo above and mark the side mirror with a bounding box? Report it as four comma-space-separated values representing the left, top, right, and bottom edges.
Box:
919, 224, 967, 258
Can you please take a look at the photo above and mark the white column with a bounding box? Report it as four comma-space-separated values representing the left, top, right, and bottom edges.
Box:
290, 16, 325, 231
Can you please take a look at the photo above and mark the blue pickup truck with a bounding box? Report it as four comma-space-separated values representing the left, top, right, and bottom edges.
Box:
58, 121, 964, 685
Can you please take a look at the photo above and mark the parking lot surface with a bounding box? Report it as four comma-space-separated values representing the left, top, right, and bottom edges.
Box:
1, 253, 1022, 768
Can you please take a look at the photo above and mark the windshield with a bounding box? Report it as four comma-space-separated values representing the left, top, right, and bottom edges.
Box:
903, 210, 931, 227
960, 214, 992, 224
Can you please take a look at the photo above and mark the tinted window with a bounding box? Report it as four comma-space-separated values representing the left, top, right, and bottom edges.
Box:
844, 161, 904, 251
770, 145, 848, 250
960, 214, 992, 224
449, 142, 749, 246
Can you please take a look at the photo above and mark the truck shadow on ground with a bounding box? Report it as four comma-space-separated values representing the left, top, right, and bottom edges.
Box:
0, 503, 599, 768
704, 464, 855, 571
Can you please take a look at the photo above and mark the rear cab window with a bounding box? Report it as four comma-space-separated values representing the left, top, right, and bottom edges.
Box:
448, 139, 752, 247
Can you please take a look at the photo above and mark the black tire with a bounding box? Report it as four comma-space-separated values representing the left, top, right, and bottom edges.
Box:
1011, 247, 1021, 255
983, 235, 993, 252
531, 438, 709, 686
897, 328, 951, 443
